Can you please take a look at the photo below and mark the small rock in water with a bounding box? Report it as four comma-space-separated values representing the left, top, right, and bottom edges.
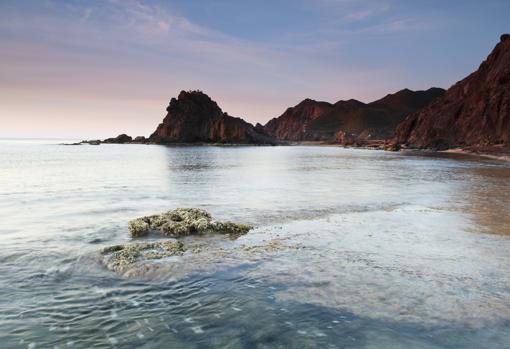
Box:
127, 208, 252, 238
99, 208, 254, 277
100, 239, 184, 273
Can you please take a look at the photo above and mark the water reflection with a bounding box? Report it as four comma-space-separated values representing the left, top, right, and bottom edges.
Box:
0, 142, 509, 348
461, 166, 510, 235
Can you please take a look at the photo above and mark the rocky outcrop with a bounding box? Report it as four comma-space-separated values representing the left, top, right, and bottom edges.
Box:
103, 134, 133, 144
149, 90, 277, 144
100, 208, 253, 276
128, 208, 252, 238
264, 99, 333, 141
391, 34, 510, 150
334, 131, 358, 146
264, 89, 444, 143
133, 136, 146, 143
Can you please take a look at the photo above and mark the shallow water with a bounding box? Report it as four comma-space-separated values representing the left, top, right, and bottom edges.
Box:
1, 139, 510, 348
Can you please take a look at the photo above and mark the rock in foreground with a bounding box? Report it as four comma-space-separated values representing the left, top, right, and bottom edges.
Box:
128, 208, 252, 238
100, 239, 184, 273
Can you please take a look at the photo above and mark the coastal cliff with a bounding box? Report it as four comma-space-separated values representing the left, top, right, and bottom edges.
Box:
263, 99, 334, 141
391, 34, 510, 150
264, 88, 444, 143
149, 90, 276, 144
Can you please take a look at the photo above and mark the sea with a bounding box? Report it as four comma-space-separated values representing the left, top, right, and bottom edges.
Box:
1, 139, 510, 348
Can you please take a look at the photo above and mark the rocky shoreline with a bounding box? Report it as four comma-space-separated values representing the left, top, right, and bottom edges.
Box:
65, 138, 510, 162
68, 34, 510, 162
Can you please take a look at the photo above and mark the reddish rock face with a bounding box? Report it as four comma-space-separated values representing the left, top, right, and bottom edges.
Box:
264, 89, 444, 142
334, 131, 358, 146
149, 90, 276, 144
392, 34, 510, 149
263, 99, 333, 141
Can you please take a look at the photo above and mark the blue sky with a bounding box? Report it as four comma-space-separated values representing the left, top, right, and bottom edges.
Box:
0, 0, 509, 138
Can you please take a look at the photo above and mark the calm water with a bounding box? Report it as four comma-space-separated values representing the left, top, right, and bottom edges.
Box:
1, 139, 510, 348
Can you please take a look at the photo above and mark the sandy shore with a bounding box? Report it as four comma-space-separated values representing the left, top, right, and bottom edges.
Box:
442, 146, 510, 162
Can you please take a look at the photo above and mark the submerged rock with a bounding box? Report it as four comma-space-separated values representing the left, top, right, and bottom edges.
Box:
128, 208, 252, 238
100, 239, 184, 273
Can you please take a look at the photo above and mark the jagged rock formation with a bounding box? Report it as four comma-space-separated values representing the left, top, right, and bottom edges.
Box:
392, 34, 510, 150
149, 90, 276, 144
264, 99, 334, 141
263, 89, 444, 143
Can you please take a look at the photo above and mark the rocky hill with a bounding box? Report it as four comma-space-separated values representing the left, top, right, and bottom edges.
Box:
149, 90, 276, 144
391, 34, 510, 150
263, 99, 334, 141
264, 88, 444, 143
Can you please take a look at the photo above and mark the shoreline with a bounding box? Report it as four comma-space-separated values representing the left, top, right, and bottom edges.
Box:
60, 139, 510, 162
441, 147, 510, 162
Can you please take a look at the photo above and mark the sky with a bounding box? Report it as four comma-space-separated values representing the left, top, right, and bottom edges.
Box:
1, 0, 509, 139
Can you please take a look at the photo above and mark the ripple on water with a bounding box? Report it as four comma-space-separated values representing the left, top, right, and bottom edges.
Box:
1, 144, 510, 348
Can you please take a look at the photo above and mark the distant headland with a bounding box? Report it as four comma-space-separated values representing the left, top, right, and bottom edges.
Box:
79, 34, 509, 158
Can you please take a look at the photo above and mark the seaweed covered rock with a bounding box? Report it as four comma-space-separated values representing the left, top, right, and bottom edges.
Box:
128, 208, 252, 238
100, 240, 184, 273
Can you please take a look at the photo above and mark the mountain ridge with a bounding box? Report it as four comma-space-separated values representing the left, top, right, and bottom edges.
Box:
263, 88, 445, 143
391, 34, 510, 150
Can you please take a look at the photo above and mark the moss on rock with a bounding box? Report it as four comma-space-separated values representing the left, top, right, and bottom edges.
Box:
100, 239, 184, 273
128, 218, 151, 237
127, 208, 252, 238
